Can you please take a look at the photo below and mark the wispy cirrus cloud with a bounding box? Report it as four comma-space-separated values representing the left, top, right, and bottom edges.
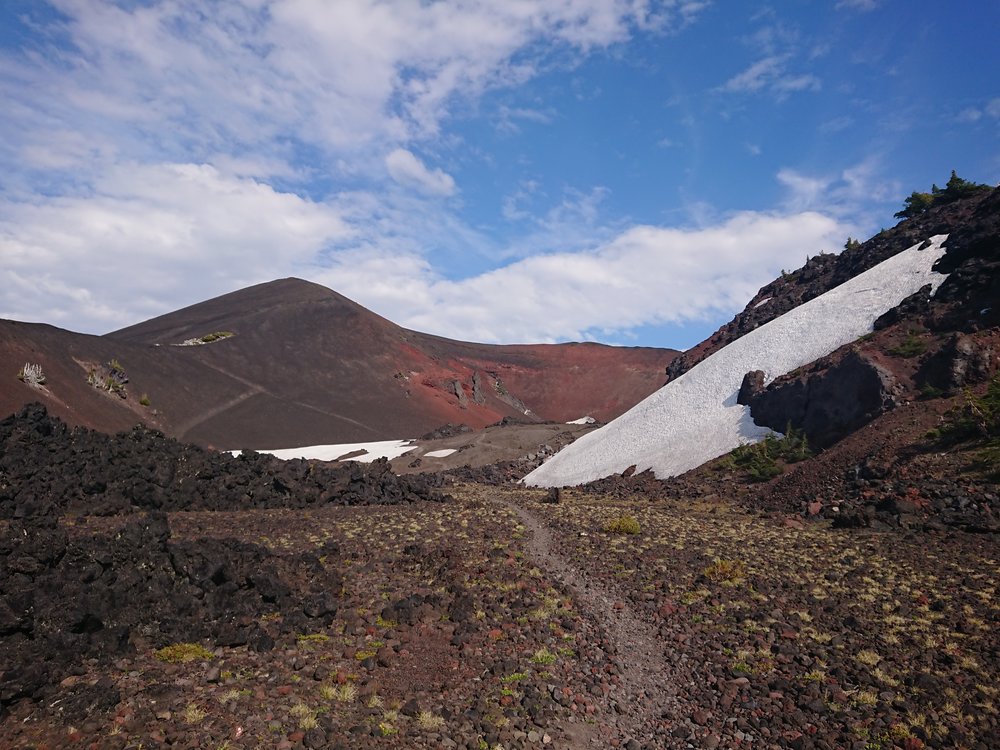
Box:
777, 157, 899, 226
385, 149, 456, 196
717, 14, 821, 99
719, 54, 820, 97
836, 0, 880, 11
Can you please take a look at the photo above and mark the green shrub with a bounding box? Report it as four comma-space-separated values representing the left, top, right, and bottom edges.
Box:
936, 377, 1000, 444
918, 383, 945, 400
887, 331, 927, 358
720, 424, 811, 482
934, 377, 1000, 478
530, 647, 557, 665
894, 171, 992, 219
139, 393, 151, 406
602, 514, 641, 535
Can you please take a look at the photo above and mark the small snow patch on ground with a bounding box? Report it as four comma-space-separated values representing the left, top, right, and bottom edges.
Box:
231, 439, 415, 462
753, 296, 772, 308
525, 236, 950, 488
424, 448, 458, 458
566, 416, 596, 425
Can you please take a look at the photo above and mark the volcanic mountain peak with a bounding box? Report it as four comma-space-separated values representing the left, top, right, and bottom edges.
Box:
109, 277, 372, 345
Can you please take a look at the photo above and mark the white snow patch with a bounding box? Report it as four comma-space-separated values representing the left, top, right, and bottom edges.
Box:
753, 297, 772, 308
231, 439, 415, 462
424, 448, 458, 458
525, 236, 950, 488
566, 416, 596, 425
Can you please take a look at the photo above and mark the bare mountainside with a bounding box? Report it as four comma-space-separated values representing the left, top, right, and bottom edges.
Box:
1, 279, 676, 449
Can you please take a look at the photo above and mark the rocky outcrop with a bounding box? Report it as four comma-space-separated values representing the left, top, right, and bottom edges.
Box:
736, 370, 766, 406
746, 350, 902, 449
915, 333, 996, 394
471, 371, 486, 404
449, 378, 468, 407
666, 188, 998, 383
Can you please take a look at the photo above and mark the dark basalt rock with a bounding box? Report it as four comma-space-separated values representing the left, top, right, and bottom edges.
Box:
0, 403, 445, 519
872, 284, 933, 330
737, 370, 766, 406
0, 512, 345, 719
747, 350, 901, 449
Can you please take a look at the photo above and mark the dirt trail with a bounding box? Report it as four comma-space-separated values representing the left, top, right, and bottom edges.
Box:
500, 497, 683, 748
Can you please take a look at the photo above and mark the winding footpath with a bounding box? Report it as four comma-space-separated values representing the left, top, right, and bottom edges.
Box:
500, 497, 685, 749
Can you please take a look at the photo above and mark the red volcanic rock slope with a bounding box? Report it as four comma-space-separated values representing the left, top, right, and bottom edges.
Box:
1, 279, 676, 448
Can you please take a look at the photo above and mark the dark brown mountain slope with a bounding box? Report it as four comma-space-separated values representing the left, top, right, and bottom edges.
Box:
2, 279, 676, 448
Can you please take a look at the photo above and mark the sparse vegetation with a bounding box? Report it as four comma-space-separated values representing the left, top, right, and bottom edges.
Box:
182, 703, 207, 724
417, 710, 445, 730
602, 514, 641, 535
887, 330, 928, 358
702, 558, 746, 585
17, 362, 46, 386
937, 376, 1000, 443
530, 647, 557, 665
179, 331, 235, 346
154, 643, 214, 663
718, 424, 811, 481
87, 359, 128, 398
933, 376, 1000, 477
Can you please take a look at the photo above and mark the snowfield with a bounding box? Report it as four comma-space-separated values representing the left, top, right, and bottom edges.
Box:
424, 448, 458, 458
525, 236, 950, 488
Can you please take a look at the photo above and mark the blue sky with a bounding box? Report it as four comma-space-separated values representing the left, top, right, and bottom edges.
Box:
1, 1, 997, 349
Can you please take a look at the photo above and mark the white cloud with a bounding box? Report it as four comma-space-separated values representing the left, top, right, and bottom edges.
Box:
1, 160, 846, 346
0, 164, 351, 330
385, 149, 456, 196
719, 55, 819, 98
957, 108, 983, 124
777, 158, 899, 223
0, 0, 705, 176
777, 169, 831, 210
836, 0, 879, 10
496, 105, 556, 135
720, 56, 786, 93
316, 211, 846, 344
987, 98, 1000, 119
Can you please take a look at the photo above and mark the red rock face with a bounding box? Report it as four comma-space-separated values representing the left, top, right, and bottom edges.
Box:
0, 279, 677, 448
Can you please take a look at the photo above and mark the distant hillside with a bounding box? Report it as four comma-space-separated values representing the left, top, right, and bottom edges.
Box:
1, 279, 676, 449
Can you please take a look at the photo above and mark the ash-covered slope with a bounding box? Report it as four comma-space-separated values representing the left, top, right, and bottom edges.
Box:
525, 237, 951, 487
2, 279, 675, 449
